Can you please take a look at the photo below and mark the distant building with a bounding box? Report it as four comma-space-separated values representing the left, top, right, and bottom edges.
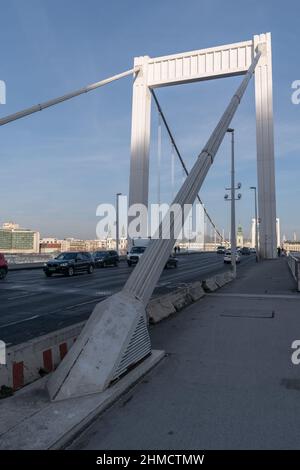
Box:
39, 237, 128, 254
2, 222, 20, 230
236, 225, 243, 247
0, 222, 40, 254
85, 240, 106, 252
283, 241, 300, 253
62, 238, 86, 252
105, 237, 127, 253
40, 238, 62, 254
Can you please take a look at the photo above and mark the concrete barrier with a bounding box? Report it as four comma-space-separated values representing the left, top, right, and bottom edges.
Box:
187, 281, 206, 302
147, 286, 193, 324
168, 286, 193, 311
147, 297, 176, 324
215, 273, 227, 288
202, 276, 218, 292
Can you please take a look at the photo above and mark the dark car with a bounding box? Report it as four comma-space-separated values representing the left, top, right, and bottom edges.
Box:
217, 246, 226, 254
44, 252, 95, 277
240, 247, 251, 255
164, 255, 178, 269
94, 250, 119, 268
0, 253, 8, 280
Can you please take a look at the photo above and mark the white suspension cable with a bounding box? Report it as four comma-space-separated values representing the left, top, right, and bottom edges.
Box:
171, 143, 175, 200
0, 67, 139, 127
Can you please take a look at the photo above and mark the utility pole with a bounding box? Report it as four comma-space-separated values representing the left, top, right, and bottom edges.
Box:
225, 129, 241, 278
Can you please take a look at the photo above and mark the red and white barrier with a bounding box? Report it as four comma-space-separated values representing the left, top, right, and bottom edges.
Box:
0, 322, 85, 390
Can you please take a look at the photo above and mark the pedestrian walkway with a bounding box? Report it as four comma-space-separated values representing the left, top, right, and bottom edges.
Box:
70, 258, 300, 450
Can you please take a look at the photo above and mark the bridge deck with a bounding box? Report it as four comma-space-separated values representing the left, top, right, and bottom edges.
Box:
70, 258, 300, 450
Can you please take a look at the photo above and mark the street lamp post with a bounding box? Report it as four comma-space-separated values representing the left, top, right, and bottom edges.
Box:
116, 192, 122, 254
224, 128, 241, 278
250, 186, 259, 262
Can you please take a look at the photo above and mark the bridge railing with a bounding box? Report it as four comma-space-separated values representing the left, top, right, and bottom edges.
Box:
287, 254, 300, 292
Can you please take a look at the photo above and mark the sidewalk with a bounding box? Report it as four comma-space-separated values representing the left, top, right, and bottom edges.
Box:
70, 258, 300, 450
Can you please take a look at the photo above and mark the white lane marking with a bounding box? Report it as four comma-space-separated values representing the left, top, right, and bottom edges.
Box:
7, 293, 39, 301
65, 298, 107, 310
0, 315, 40, 329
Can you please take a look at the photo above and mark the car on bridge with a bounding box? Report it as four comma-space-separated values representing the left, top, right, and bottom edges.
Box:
0, 253, 8, 280
217, 246, 226, 254
127, 246, 146, 266
240, 247, 251, 255
93, 250, 119, 268
224, 250, 241, 264
43, 252, 95, 277
164, 255, 178, 269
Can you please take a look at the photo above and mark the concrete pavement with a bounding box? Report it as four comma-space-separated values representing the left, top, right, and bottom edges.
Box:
69, 258, 300, 450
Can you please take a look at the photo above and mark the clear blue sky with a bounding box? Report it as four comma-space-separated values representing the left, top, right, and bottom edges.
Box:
0, 0, 299, 240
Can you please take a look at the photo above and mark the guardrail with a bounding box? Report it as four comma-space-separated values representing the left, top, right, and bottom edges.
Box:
287, 254, 300, 292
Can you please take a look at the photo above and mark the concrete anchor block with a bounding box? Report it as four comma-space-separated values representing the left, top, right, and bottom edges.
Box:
147, 297, 176, 324
202, 277, 218, 292
188, 281, 206, 301
47, 291, 151, 401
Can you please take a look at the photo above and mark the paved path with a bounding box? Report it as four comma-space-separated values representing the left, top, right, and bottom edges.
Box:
70, 258, 300, 450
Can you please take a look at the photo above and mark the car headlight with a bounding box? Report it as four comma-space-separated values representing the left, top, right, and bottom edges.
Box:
60, 262, 68, 267
44, 263, 47, 266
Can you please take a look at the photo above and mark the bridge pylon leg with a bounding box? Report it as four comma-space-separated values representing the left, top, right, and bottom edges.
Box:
254, 33, 277, 259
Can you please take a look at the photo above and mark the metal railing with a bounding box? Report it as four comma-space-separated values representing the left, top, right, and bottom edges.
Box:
287, 254, 300, 292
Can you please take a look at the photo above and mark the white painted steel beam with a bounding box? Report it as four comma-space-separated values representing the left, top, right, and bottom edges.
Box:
128, 57, 152, 212
147, 40, 253, 88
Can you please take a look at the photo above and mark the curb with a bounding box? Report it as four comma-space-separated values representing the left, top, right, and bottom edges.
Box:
0, 350, 165, 450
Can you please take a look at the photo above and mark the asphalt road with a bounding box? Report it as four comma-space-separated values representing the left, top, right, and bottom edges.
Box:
0, 252, 255, 346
